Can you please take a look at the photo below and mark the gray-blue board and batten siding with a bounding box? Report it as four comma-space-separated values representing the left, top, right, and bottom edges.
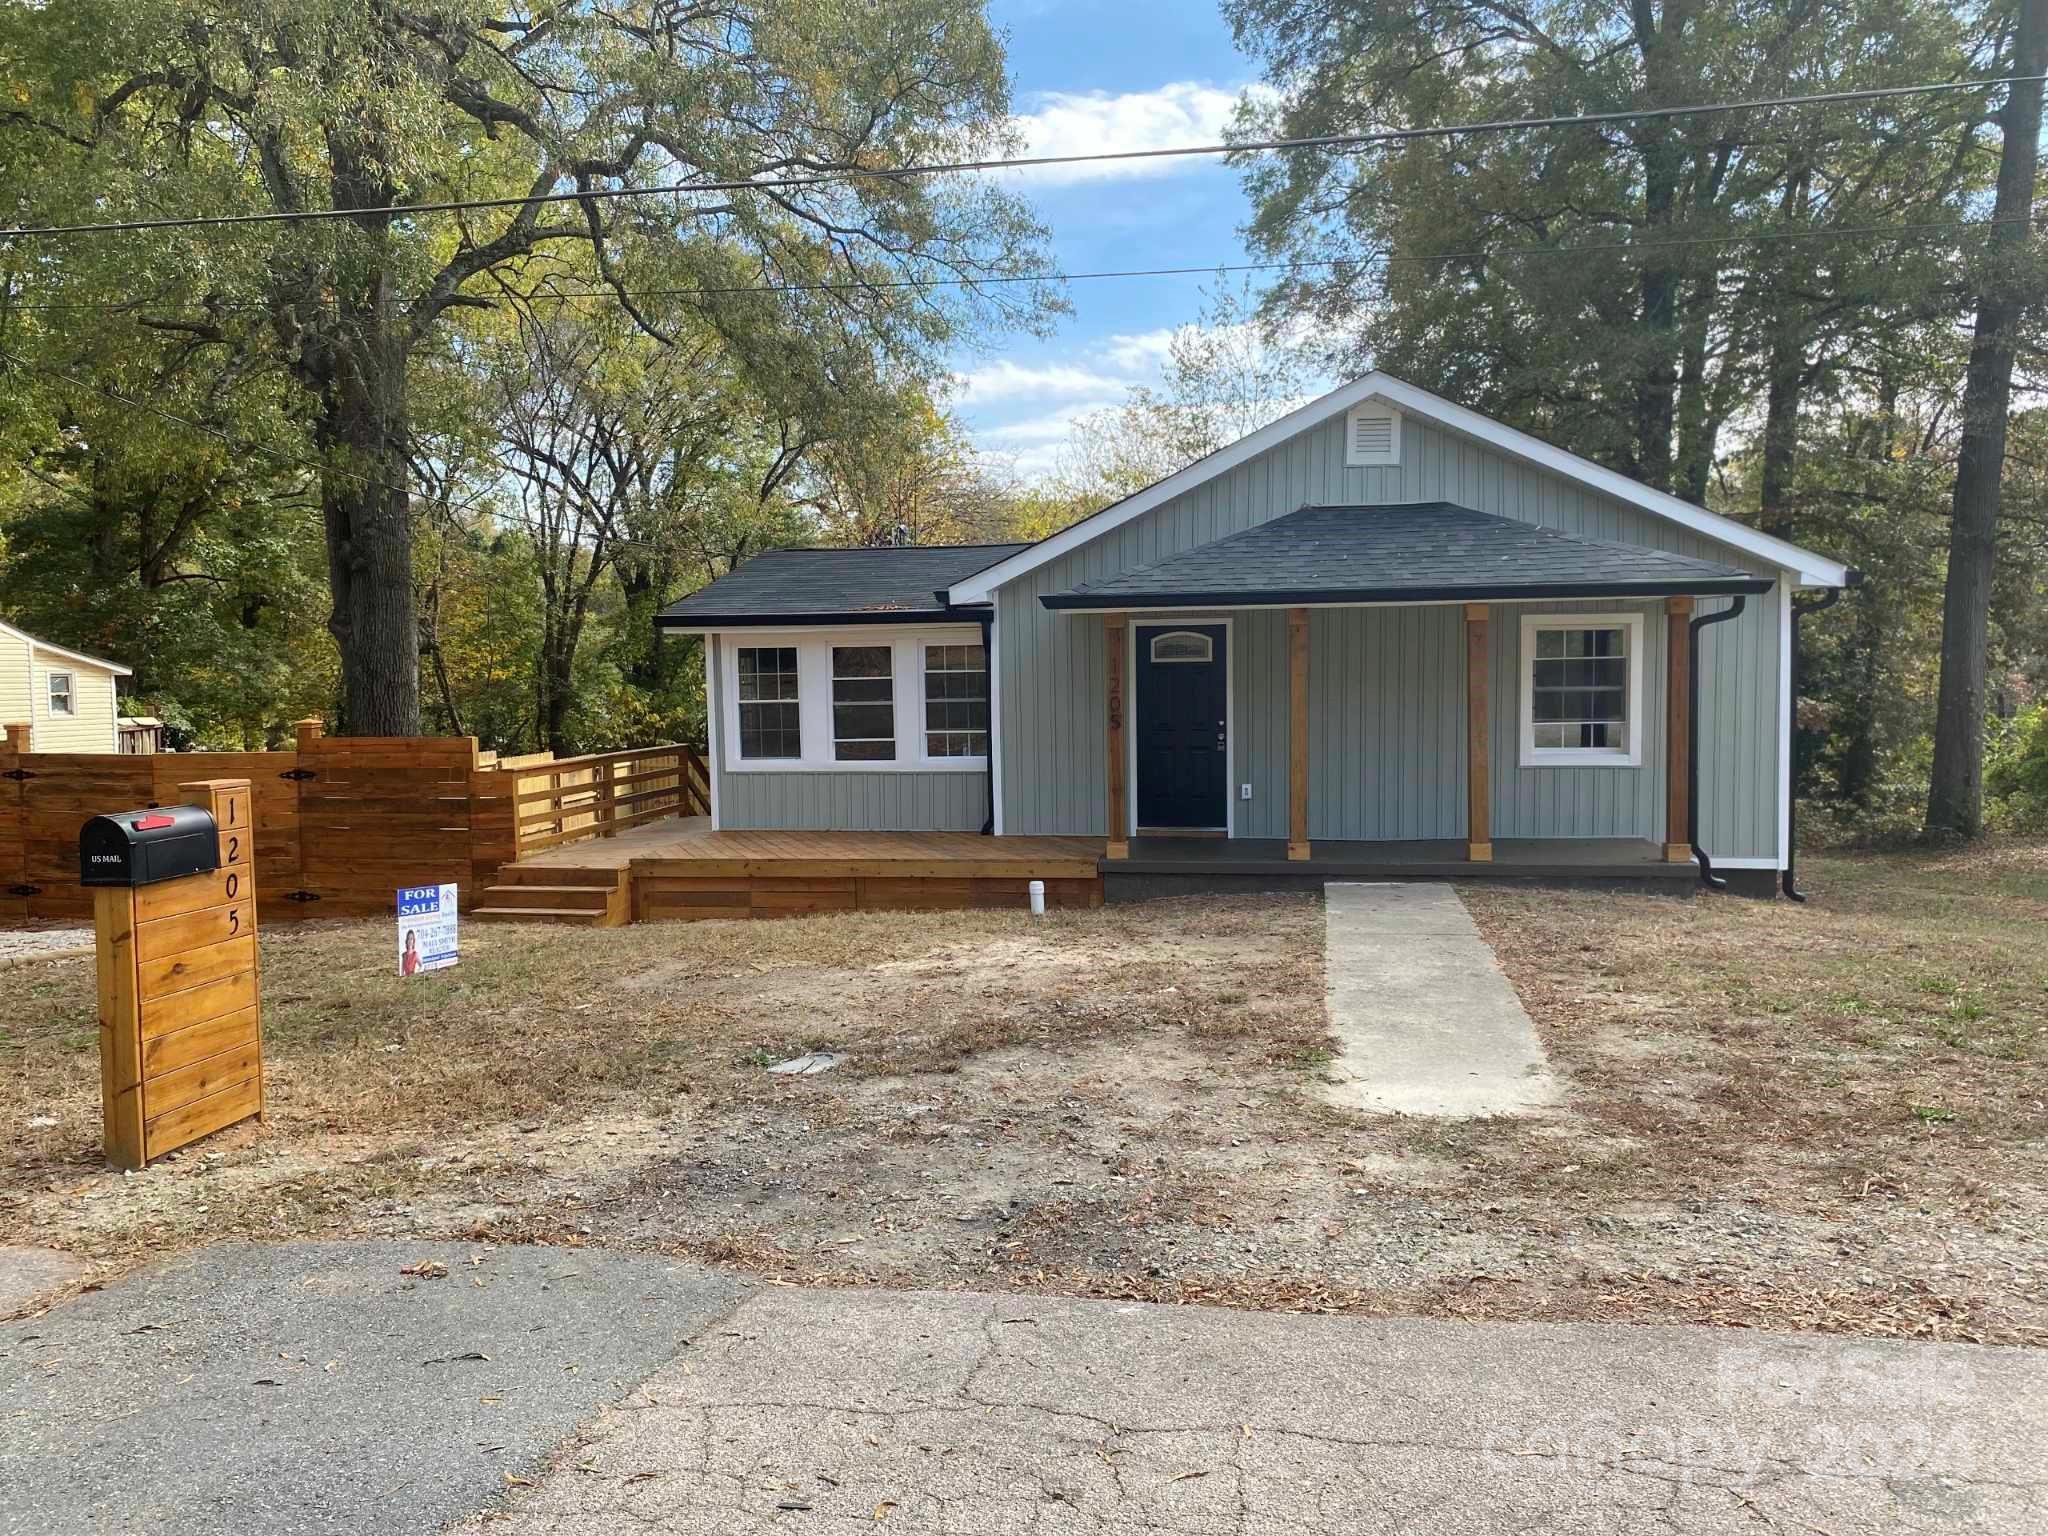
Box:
992, 411, 1782, 862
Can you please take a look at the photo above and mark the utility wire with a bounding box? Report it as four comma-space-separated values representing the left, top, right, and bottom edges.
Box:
0, 75, 2036, 241
6, 213, 2033, 315
0, 343, 675, 555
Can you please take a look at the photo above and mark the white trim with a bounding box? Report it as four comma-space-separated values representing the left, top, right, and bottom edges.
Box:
0, 618, 133, 676
1707, 857, 1780, 870
943, 373, 1848, 604
1517, 613, 1645, 768
45, 669, 77, 717
1776, 577, 1793, 871
719, 624, 989, 775
1128, 618, 1235, 837
703, 635, 722, 830
989, 608, 1005, 835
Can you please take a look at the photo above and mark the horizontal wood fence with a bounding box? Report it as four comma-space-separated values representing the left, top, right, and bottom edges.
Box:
0, 720, 707, 926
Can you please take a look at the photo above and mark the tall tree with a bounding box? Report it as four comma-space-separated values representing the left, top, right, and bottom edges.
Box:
3, 0, 1055, 732
1926, 0, 2047, 837
1224, 0, 1988, 498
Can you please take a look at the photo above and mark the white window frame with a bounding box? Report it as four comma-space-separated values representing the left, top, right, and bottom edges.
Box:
1518, 612, 1644, 768
919, 638, 991, 761
829, 642, 898, 762
46, 670, 76, 716
733, 643, 804, 763
719, 625, 988, 774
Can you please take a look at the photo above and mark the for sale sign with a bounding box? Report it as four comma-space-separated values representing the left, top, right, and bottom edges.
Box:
397, 883, 459, 977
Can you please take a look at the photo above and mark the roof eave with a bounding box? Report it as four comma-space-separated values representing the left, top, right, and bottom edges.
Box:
1041, 576, 1776, 610
655, 608, 982, 631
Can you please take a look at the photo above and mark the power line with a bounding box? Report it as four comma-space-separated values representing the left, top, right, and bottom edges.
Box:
7, 213, 2032, 316
1, 75, 2035, 241
0, 343, 674, 555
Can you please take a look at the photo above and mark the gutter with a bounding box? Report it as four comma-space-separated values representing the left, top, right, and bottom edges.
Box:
1688, 595, 1749, 889
1783, 571, 1861, 901
976, 608, 995, 836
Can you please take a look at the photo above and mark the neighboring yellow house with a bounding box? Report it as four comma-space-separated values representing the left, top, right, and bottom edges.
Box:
0, 617, 131, 753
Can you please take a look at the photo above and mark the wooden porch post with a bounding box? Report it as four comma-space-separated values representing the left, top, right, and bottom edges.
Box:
1665, 596, 1695, 861
1105, 615, 1128, 860
1287, 606, 1310, 860
1465, 604, 1492, 862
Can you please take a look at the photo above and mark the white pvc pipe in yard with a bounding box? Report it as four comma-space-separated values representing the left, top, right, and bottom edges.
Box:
1028, 879, 1045, 916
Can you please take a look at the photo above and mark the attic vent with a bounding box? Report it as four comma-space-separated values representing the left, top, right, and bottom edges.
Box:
1346, 404, 1401, 467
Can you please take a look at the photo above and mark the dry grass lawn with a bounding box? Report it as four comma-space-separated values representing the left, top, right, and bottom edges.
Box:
2, 844, 2041, 1345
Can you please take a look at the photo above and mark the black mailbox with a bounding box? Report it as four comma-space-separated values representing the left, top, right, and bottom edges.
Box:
79, 805, 222, 888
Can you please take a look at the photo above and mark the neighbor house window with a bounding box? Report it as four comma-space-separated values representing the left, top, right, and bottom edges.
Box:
47, 671, 75, 716
1519, 614, 1643, 767
736, 646, 801, 759
832, 645, 896, 761
923, 642, 988, 758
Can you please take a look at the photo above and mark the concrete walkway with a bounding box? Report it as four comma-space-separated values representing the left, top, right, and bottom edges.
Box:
3, 1244, 2041, 1535
1322, 881, 1561, 1116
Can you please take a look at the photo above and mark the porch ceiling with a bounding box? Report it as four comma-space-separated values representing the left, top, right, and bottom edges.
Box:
1039, 502, 1776, 611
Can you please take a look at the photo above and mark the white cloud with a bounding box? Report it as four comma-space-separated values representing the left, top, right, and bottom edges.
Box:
1002, 82, 1266, 185
978, 401, 1120, 445
950, 328, 1185, 406
1098, 327, 1179, 373
950, 359, 1125, 406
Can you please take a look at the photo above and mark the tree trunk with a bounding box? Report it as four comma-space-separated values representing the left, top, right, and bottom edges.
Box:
1926, 0, 2044, 838
1758, 325, 1804, 542
1630, 0, 1689, 494
1674, 269, 1719, 505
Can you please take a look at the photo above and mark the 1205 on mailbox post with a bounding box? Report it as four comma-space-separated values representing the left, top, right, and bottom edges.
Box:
84, 779, 266, 1169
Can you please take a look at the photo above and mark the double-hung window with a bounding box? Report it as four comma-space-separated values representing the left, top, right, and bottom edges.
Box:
736, 646, 801, 759
923, 643, 988, 758
1520, 614, 1642, 766
47, 671, 75, 716
832, 646, 896, 761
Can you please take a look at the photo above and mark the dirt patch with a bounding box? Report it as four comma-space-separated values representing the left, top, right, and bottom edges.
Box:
3, 851, 2044, 1346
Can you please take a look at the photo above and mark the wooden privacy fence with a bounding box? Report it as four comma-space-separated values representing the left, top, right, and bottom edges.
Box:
0, 720, 709, 926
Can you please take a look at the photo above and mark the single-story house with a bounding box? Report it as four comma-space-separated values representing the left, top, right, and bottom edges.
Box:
0, 617, 131, 753
656, 374, 1849, 897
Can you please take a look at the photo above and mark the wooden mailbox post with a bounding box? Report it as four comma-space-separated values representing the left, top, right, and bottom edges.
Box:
93, 777, 265, 1169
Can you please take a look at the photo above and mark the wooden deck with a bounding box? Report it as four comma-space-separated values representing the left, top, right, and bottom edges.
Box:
483, 816, 1696, 926
494, 818, 1105, 923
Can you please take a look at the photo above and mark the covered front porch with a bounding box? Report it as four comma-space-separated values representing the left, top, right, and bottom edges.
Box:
1041, 501, 1777, 877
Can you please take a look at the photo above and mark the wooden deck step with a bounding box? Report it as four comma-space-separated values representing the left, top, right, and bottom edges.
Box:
475, 882, 613, 911
470, 903, 612, 925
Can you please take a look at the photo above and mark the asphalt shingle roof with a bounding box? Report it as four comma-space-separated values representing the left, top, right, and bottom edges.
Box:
655, 542, 1030, 627
1040, 502, 1773, 609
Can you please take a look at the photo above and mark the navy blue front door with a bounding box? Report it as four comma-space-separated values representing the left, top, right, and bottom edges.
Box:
1135, 624, 1228, 830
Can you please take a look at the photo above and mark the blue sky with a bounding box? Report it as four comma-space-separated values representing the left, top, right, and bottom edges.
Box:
949, 0, 1263, 476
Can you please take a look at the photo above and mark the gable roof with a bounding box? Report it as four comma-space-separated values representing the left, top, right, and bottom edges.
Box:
945, 373, 1848, 604
654, 542, 1029, 630
1041, 502, 1774, 610
0, 617, 132, 675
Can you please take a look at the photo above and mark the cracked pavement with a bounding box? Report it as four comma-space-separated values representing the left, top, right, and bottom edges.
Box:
3, 1243, 2042, 1534
475, 1284, 2045, 1535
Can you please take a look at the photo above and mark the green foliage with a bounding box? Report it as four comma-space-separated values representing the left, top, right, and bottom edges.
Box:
1987, 706, 2048, 829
